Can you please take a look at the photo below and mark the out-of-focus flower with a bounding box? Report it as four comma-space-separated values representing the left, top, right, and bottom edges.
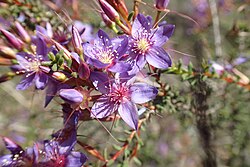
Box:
191, 0, 210, 27
83, 29, 131, 73
128, 14, 174, 74
210, 56, 250, 75
90, 72, 158, 130
15, 37, 48, 90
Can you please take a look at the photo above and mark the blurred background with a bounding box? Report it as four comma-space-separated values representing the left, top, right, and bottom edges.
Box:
0, 0, 249, 166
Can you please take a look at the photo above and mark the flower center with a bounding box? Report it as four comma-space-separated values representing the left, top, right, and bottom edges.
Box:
100, 52, 113, 64
110, 84, 129, 103
29, 61, 40, 72
137, 38, 150, 52
23, 55, 42, 72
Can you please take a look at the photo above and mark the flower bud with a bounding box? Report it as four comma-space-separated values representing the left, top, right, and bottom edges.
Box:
0, 58, 12, 65
98, 0, 120, 22
59, 89, 83, 104
100, 12, 118, 33
0, 29, 24, 50
155, 0, 170, 10
101, 12, 115, 28
0, 46, 16, 59
0, 72, 16, 83
15, 21, 31, 43
72, 25, 83, 55
78, 61, 90, 80
52, 39, 72, 60
52, 71, 67, 81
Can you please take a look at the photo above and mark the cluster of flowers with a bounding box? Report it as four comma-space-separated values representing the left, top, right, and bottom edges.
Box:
0, 0, 174, 166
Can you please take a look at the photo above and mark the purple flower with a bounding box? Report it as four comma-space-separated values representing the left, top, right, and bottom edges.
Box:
83, 29, 131, 73
36, 140, 87, 167
15, 37, 48, 90
128, 13, 174, 74
91, 72, 158, 130
210, 56, 249, 75
0, 137, 35, 167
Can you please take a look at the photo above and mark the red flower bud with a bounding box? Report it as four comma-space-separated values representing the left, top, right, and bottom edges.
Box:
0, 29, 24, 50
98, 0, 120, 22
106, 0, 128, 20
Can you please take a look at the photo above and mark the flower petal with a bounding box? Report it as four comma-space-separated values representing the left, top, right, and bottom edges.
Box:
45, 81, 58, 107
95, 29, 111, 47
108, 61, 131, 73
2, 137, 23, 154
16, 52, 33, 70
90, 71, 110, 94
87, 57, 108, 69
36, 37, 47, 57
16, 72, 36, 90
162, 24, 175, 39
111, 36, 128, 58
118, 100, 138, 130
132, 14, 153, 37
0, 154, 12, 166
151, 24, 175, 47
128, 54, 146, 75
146, 46, 171, 69
130, 83, 158, 104
91, 96, 117, 118
35, 72, 48, 90
66, 152, 87, 167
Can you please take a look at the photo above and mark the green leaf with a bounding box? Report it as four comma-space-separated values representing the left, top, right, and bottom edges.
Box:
133, 157, 142, 166
113, 144, 122, 150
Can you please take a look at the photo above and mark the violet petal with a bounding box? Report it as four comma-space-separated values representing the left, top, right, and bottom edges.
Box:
35, 72, 48, 90
2, 137, 23, 154
108, 61, 131, 73
146, 46, 171, 69
91, 96, 117, 118
130, 83, 158, 104
90, 71, 110, 94
36, 37, 47, 57
16, 73, 36, 90
118, 99, 138, 130
66, 152, 87, 167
